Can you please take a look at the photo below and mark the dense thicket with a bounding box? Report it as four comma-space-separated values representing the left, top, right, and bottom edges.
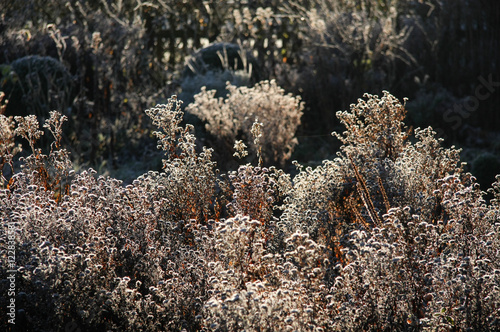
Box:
1, 1, 499, 331
1, 91, 499, 331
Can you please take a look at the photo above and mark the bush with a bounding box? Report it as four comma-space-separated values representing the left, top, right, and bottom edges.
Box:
0, 99, 217, 331
1, 91, 499, 331
186, 80, 304, 169
0, 55, 75, 118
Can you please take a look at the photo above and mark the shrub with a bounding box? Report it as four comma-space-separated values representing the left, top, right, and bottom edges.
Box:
281, 91, 499, 330
186, 80, 304, 169
1, 91, 499, 331
0, 98, 218, 331
204, 215, 330, 331
0, 55, 75, 118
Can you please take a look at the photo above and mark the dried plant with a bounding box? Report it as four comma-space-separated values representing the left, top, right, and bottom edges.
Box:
187, 80, 304, 168
1, 91, 498, 331
0, 93, 22, 186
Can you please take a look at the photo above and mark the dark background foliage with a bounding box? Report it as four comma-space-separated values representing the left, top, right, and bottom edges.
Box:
1, 0, 499, 184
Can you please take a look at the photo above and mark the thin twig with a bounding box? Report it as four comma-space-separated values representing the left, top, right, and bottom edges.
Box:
348, 153, 382, 226
378, 177, 391, 214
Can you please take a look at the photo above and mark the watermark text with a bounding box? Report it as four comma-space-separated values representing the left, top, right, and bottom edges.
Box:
6, 221, 17, 325
438, 74, 499, 139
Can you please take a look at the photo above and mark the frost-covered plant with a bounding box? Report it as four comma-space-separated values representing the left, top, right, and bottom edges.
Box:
489, 175, 500, 208
204, 216, 330, 331
0, 97, 219, 331
227, 165, 282, 223
0, 92, 22, 185
145, 96, 217, 223
297, 0, 414, 74
10, 111, 72, 201
334, 92, 462, 217
282, 90, 499, 330
283, 92, 463, 241
329, 174, 499, 330
180, 68, 252, 107
186, 80, 304, 168
1, 90, 498, 331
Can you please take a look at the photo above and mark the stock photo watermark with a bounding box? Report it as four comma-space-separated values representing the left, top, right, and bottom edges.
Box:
6, 221, 17, 325
437, 74, 499, 139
